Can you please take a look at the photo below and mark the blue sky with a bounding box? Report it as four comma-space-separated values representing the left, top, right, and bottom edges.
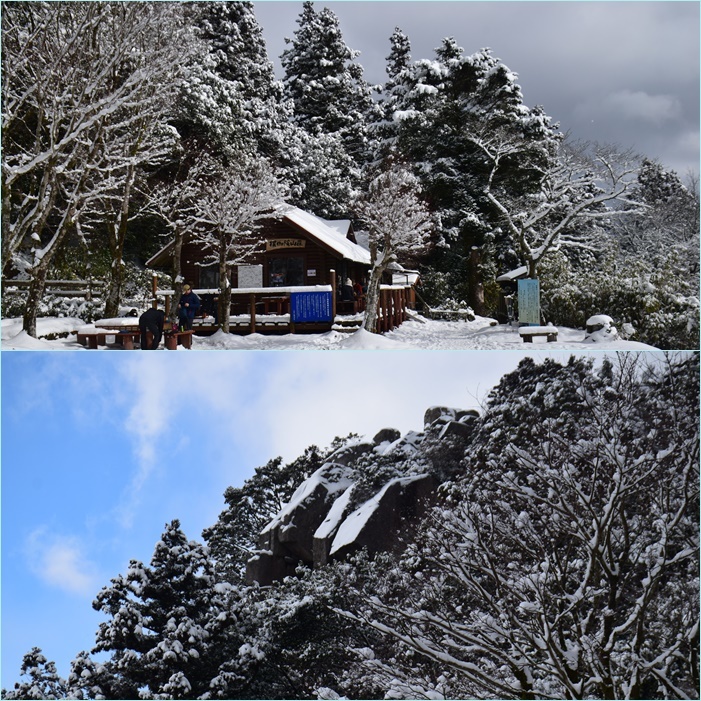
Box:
2, 348, 603, 687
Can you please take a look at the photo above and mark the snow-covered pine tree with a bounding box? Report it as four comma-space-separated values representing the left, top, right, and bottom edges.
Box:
355, 166, 432, 333
90, 520, 235, 699
188, 1, 289, 162
203, 445, 328, 582
385, 42, 561, 312
1, 648, 67, 700
370, 27, 413, 164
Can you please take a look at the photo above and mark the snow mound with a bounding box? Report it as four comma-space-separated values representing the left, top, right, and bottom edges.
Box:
335, 328, 408, 350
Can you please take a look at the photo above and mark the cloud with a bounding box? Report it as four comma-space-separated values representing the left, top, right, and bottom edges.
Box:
113, 353, 254, 526
26, 528, 99, 597
600, 90, 682, 125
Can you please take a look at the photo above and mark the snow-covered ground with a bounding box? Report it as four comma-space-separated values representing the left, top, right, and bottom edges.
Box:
1, 314, 659, 350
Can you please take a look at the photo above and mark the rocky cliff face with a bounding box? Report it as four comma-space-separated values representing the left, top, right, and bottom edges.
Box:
246, 406, 478, 585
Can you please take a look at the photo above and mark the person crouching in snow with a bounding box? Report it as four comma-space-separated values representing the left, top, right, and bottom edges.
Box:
139, 308, 165, 350
178, 284, 200, 331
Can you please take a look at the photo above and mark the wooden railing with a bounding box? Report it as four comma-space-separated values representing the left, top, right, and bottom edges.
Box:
376, 284, 414, 332
1, 278, 98, 300
149, 273, 415, 334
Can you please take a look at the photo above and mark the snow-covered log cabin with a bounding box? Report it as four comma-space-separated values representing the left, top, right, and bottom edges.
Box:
146, 206, 372, 294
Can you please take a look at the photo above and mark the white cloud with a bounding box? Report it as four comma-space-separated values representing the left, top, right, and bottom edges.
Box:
26, 528, 99, 597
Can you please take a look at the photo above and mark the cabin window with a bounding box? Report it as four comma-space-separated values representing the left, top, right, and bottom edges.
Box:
269, 256, 304, 287
199, 266, 220, 289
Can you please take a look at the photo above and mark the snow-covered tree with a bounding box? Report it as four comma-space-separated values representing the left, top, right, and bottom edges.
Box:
190, 155, 288, 333
204, 444, 328, 582
614, 159, 700, 285
2, 648, 67, 700
355, 167, 432, 333
475, 135, 645, 278
91, 520, 235, 699
178, 1, 288, 162
339, 353, 699, 699
380, 43, 561, 311
371, 28, 413, 164
1, 2, 193, 334
280, 1, 379, 216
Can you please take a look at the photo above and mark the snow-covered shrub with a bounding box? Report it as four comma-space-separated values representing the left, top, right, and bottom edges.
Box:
539, 251, 699, 349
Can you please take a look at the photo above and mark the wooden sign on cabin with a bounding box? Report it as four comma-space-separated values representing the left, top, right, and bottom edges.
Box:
266, 238, 306, 251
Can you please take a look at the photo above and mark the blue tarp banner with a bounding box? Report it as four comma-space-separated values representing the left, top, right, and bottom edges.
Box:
290, 291, 333, 323
517, 278, 541, 326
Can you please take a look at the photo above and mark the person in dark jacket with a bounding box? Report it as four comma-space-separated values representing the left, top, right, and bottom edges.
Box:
178, 284, 201, 330
139, 308, 165, 350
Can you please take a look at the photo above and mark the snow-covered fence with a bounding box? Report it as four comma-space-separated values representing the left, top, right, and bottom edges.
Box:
1, 278, 99, 300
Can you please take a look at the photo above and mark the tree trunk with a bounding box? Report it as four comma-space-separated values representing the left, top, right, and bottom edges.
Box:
22, 264, 49, 338
170, 229, 184, 325
467, 247, 487, 316
362, 262, 386, 334
104, 164, 136, 318
218, 242, 230, 333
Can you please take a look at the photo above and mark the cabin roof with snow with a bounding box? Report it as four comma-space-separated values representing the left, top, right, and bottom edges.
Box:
146, 206, 371, 269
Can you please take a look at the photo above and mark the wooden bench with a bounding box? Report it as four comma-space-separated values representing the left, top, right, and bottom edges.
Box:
114, 330, 144, 350
519, 326, 558, 343
165, 329, 194, 349
76, 330, 110, 349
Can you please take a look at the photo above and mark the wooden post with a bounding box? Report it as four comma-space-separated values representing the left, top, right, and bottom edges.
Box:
151, 273, 158, 309
165, 295, 170, 318
250, 293, 256, 334
330, 268, 336, 318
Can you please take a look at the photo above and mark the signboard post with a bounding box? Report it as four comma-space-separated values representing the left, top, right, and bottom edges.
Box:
517, 278, 540, 326
290, 291, 333, 323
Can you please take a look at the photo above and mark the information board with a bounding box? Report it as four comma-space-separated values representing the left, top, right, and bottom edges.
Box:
517, 278, 541, 326
290, 291, 333, 323
237, 264, 263, 288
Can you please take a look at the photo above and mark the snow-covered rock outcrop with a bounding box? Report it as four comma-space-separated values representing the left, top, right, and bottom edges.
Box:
246, 407, 477, 585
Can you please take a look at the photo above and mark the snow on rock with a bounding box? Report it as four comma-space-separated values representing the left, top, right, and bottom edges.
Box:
584, 314, 619, 343
329, 474, 438, 560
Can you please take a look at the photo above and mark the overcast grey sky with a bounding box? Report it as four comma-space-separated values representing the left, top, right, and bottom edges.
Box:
254, 1, 699, 178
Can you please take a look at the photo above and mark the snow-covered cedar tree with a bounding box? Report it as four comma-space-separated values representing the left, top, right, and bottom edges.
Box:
189, 154, 289, 332
2, 648, 67, 700
90, 520, 241, 699
280, 1, 379, 215
176, 1, 289, 162
1, 2, 194, 335
371, 27, 413, 165
382, 43, 561, 313
475, 134, 645, 279
203, 444, 329, 582
355, 166, 432, 333
282, 1, 378, 160
338, 353, 699, 699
